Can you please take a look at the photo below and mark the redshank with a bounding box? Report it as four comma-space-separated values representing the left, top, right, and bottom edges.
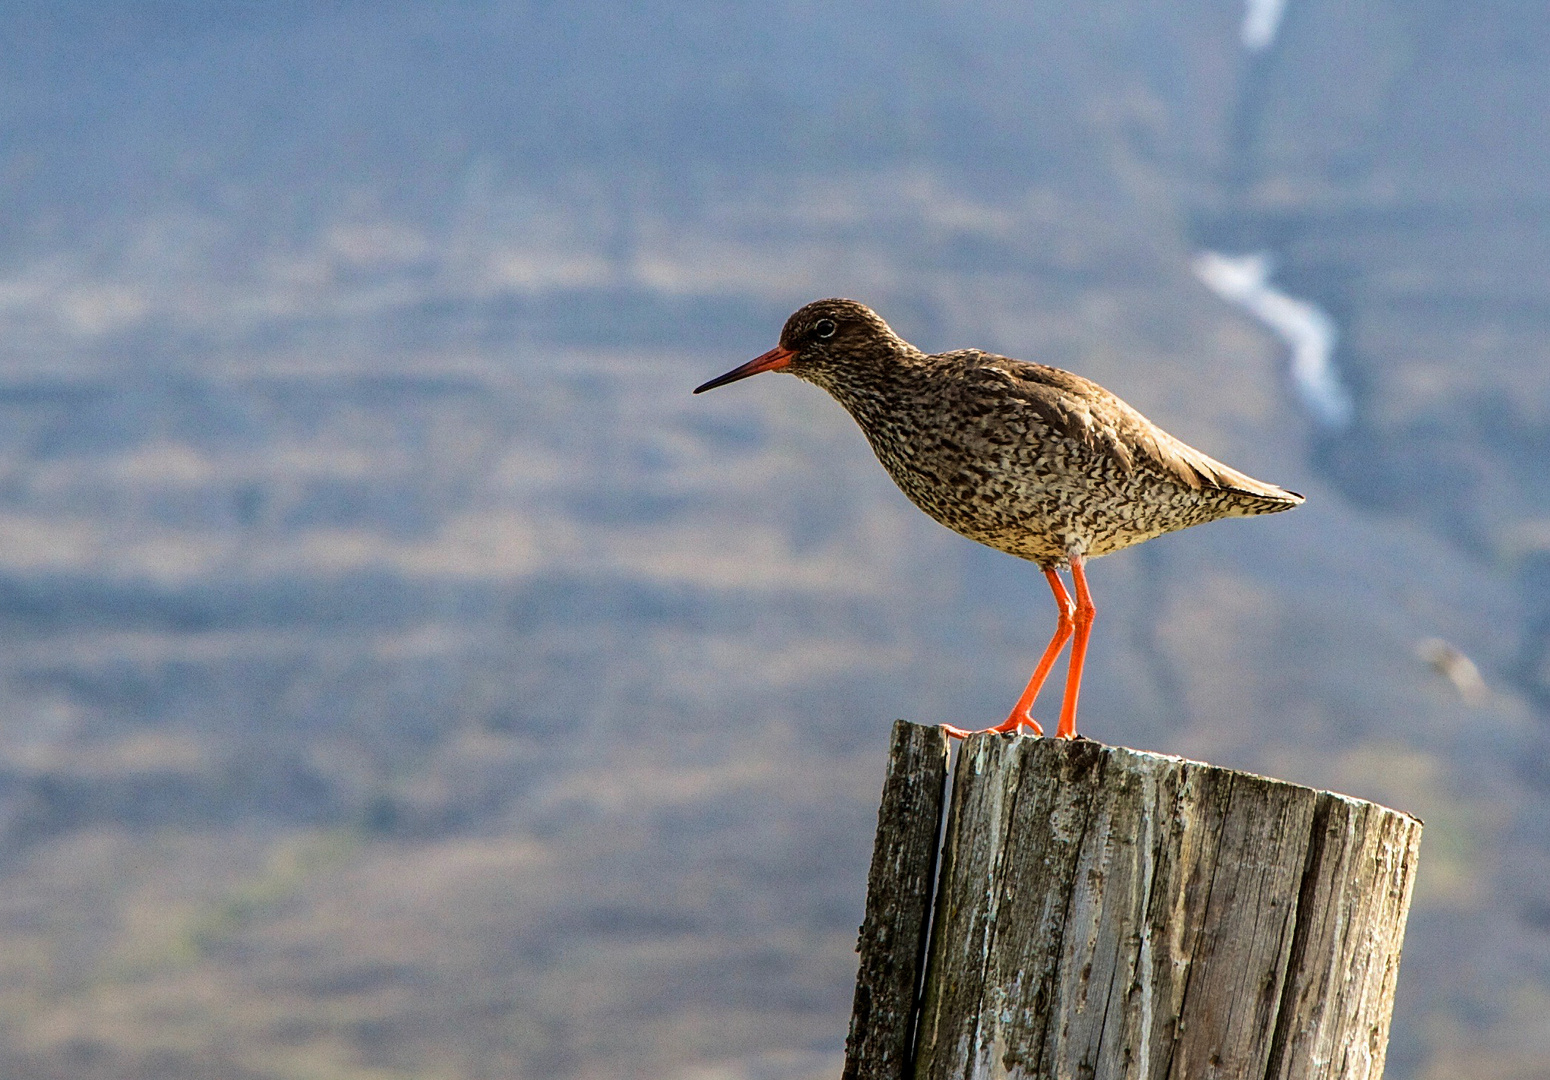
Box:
694, 299, 1303, 739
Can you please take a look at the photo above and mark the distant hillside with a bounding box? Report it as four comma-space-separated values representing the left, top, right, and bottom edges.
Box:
0, 3, 1548, 1079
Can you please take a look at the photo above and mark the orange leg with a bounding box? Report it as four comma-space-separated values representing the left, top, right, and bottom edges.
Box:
941, 567, 1075, 740
1056, 552, 1096, 739
993, 568, 1076, 735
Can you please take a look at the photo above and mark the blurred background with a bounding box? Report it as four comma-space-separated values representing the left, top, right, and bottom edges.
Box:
1, 2, 1548, 1078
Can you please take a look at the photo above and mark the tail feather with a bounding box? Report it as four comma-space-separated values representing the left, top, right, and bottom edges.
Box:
1222, 473, 1304, 516
1172, 443, 1304, 513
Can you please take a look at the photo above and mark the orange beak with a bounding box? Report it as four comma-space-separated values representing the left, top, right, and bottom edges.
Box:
693, 346, 797, 394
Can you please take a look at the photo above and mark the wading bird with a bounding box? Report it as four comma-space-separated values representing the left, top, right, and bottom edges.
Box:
695, 299, 1303, 739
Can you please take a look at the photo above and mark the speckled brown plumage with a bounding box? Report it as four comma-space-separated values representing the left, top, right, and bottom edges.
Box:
695, 298, 1303, 739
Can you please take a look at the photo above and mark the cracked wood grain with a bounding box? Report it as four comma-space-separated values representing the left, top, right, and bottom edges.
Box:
846, 725, 1421, 1080
843, 721, 952, 1080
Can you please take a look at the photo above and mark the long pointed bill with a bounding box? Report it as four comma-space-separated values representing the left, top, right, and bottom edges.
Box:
693, 346, 797, 394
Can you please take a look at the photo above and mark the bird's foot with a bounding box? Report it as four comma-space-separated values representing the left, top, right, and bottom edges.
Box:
992, 713, 1044, 738
940, 715, 1046, 740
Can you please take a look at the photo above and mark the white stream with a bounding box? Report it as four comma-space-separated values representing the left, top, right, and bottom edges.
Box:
1242, 0, 1290, 52
1194, 250, 1356, 430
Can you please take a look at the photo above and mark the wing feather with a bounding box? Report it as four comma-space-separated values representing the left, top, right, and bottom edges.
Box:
964, 352, 1302, 505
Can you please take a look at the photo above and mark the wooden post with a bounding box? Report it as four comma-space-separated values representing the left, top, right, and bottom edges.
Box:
844, 721, 952, 1080
844, 725, 1422, 1080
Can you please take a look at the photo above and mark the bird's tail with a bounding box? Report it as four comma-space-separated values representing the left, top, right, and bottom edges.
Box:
1216, 467, 1304, 516
1178, 447, 1304, 516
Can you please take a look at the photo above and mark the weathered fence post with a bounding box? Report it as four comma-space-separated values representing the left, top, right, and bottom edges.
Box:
844, 721, 953, 1080
844, 723, 1422, 1080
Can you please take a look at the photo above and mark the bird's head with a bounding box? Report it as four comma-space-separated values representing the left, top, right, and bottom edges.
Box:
693, 298, 906, 395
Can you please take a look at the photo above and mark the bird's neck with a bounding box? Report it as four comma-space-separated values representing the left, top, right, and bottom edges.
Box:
798, 343, 927, 425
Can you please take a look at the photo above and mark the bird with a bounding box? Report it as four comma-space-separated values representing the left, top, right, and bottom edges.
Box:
694, 298, 1304, 740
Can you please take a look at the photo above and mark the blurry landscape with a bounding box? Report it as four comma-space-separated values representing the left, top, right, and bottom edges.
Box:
1, 2, 1549, 1078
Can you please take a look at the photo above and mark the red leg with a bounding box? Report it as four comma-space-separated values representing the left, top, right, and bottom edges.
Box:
943, 567, 1074, 740
1056, 552, 1096, 739
992, 567, 1076, 735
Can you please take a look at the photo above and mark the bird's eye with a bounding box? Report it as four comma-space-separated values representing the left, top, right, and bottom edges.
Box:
814, 319, 837, 340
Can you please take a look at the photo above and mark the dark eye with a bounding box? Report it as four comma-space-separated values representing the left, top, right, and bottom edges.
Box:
814, 318, 837, 340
